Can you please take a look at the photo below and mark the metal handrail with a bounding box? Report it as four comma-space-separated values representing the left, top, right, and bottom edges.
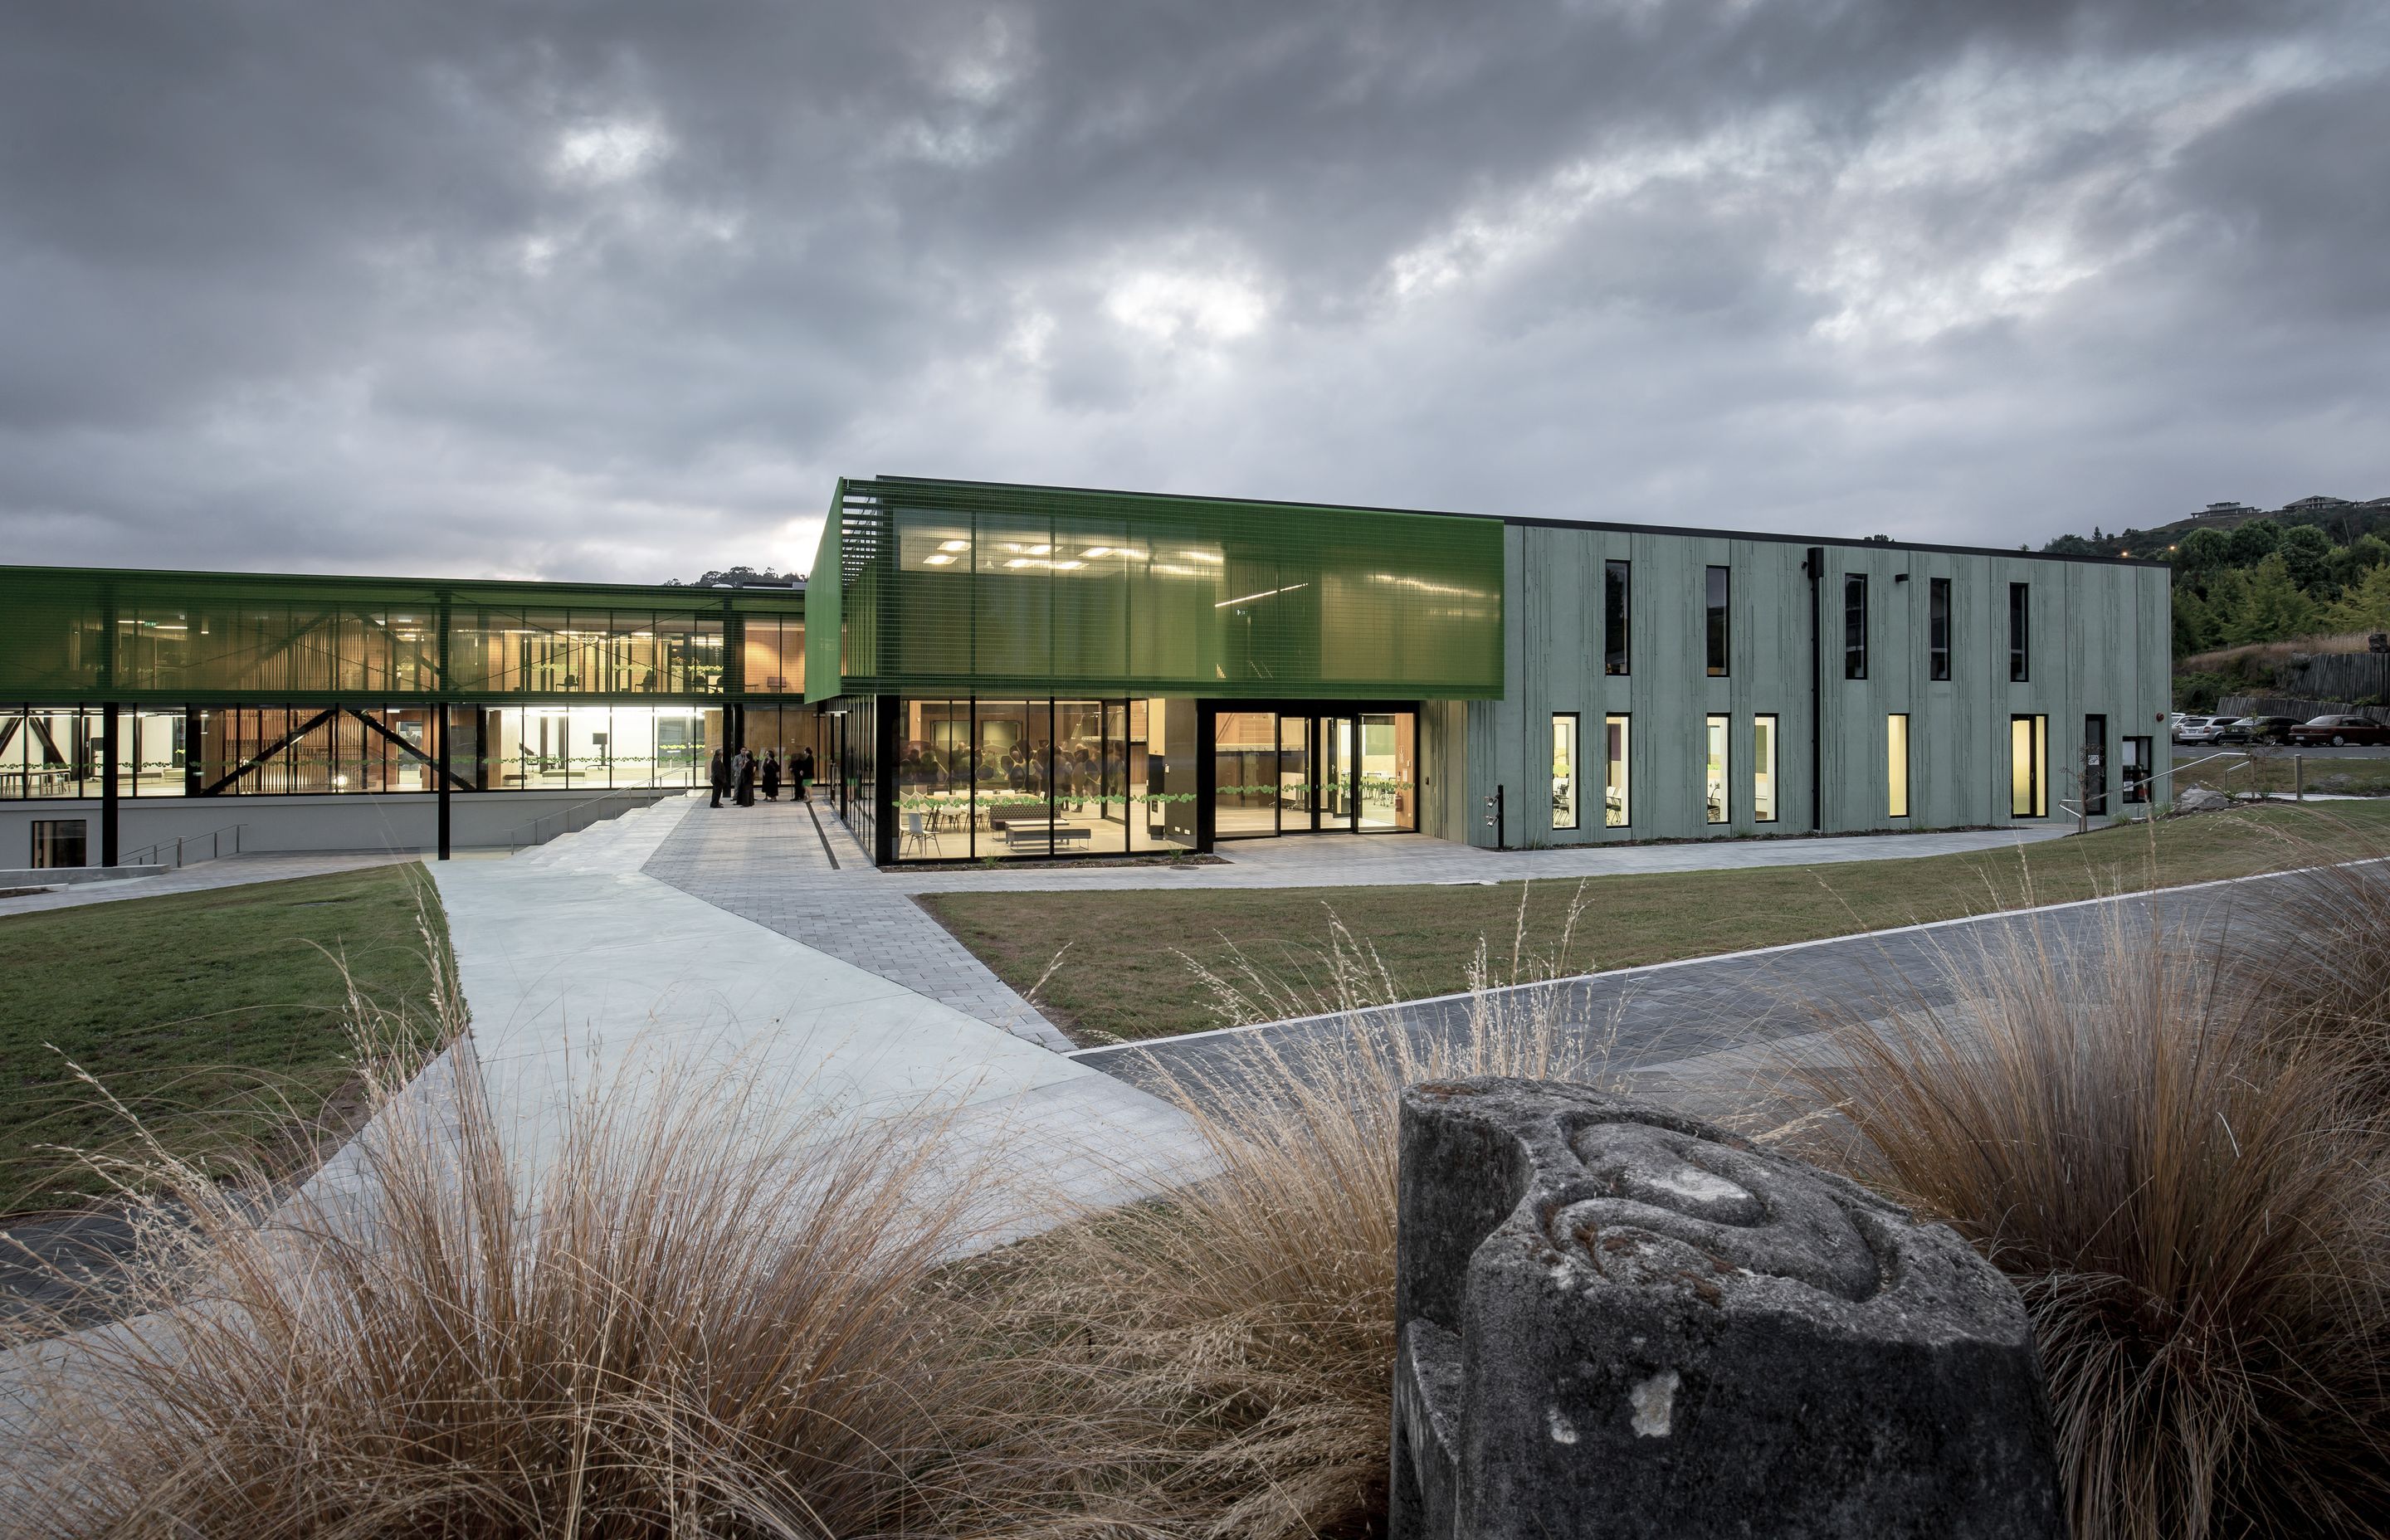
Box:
123, 822, 247, 870
505, 790, 674, 850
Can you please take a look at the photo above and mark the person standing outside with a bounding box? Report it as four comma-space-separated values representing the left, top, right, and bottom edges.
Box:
734, 748, 758, 807
762, 749, 782, 802
793, 746, 812, 802
709, 745, 728, 809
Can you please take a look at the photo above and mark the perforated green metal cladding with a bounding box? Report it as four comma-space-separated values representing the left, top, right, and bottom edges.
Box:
0, 567, 804, 704
807, 477, 1505, 699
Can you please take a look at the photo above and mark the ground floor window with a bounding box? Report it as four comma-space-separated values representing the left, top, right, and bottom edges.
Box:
29, 818, 85, 868
1753, 714, 1778, 822
0, 702, 837, 800
0, 708, 103, 798
2010, 714, 2048, 817
889, 696, 1206, 860
2121, 735, 2153, 805
1552, 714, 1580, 831
1604, 714, 1631, 826
1704, 714, 1729, 824
1887, 714, 1910, 817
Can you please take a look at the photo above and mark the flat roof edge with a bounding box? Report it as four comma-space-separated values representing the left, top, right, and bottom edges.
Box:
860, 474, 2168, 569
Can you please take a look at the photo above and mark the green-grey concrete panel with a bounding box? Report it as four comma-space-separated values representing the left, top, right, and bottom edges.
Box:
1470, 526, 2169, 846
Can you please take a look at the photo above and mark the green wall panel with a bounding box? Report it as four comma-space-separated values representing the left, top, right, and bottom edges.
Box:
811, 477, 1505, 699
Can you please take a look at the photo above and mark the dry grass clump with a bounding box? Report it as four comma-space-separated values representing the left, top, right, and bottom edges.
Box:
1795, 900, 2390, 1540
5, 945, 1035, 1538
964, 887, 1620, 1539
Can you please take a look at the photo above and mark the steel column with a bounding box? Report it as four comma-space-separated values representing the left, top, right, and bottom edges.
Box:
101, 702, 120, 865
436, 704, 452, 860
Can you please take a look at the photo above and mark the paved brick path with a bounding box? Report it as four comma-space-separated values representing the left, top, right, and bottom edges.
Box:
641, 798, 1072, 1050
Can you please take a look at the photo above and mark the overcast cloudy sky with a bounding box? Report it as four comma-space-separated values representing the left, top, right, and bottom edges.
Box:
3, 2, 2387, 583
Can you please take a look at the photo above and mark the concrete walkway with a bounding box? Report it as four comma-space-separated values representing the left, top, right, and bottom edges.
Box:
429, 795, 1202, 1221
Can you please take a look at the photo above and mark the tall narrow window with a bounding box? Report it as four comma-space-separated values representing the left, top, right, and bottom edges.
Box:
1604, 714, 1631, 826
2009, 582, 2030, 681
1551, 713, 1580, 831
1605, 561, 1632, 675
1887, 714, 1910, 818
1705, 566, 1729, 677
1753, 714, 1778, 822
2010, 714, 2048, 816
1843, 573, 1869, 680
1705, 714, 1730, 824
1929, 578, 1951, 681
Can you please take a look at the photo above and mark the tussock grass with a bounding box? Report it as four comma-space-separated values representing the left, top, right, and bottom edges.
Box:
4, 919, 1043, 1539
1794, 860, 2390, 1540
966, 886, 1620, 1538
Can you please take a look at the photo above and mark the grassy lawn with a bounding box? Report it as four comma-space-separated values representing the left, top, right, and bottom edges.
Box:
0, 864, 453, 1211
2170, 749, 2390, 798
923, 802, 2390, 1045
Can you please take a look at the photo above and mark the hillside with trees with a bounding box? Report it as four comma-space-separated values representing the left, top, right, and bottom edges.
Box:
2040, 504, 2390, 658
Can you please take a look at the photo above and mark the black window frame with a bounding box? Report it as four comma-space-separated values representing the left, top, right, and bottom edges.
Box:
1843, 573, 1868, 680
1551, 711, 1581, 831
1605, 560, 1632, 676
2009, 582, 2030, 682
1705, 565, 1729, 677
1929, 577, 1951, 681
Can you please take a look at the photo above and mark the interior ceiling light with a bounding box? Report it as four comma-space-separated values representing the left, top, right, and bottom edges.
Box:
1027, 544, 1052, 555
1003, 558, 1035, 568
938, 539, 970, 552
1214, 581, 1310, 609
922, 553, 956, 566
1052, 559, 1085, 570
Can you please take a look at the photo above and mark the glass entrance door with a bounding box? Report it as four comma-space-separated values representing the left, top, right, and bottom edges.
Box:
1317, 715, 1356, 828
1212, 708, 1412, 837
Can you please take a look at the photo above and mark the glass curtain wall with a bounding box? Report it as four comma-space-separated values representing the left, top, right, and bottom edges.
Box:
0, 708, 105, 798
1358, 713, 1414, 831
1214, 711, 1278, 836
887, 696, 1202, 860
0, 704, 731, 798
1209, 708, 1417, 841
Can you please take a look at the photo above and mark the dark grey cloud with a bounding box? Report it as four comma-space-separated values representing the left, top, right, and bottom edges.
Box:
1, 0, 2385, 582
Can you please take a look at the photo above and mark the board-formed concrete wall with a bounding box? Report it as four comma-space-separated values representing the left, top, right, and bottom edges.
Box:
1466, 526, 2172, 846
0, 787, 676, 867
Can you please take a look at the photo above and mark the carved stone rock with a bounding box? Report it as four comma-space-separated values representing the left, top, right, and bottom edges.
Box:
1391, 1077, 2063, 1539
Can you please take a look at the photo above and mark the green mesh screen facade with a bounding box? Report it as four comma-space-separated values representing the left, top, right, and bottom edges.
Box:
0, 566, 804, 704
807, 477, 1505, 699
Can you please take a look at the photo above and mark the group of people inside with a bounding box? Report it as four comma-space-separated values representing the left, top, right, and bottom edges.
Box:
894, 739, 1121, 804
709, 743, 814, 808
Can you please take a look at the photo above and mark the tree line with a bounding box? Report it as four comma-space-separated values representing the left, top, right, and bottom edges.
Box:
2043, 519, 2390, 657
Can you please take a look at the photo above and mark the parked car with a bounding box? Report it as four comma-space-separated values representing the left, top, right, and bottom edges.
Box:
2173, 716, 2231, 744
2217, 715, 2303, 745
2286, 714, 2390, 748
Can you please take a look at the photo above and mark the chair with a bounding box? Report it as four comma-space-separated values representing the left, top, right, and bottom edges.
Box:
900, 810, 944, 858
